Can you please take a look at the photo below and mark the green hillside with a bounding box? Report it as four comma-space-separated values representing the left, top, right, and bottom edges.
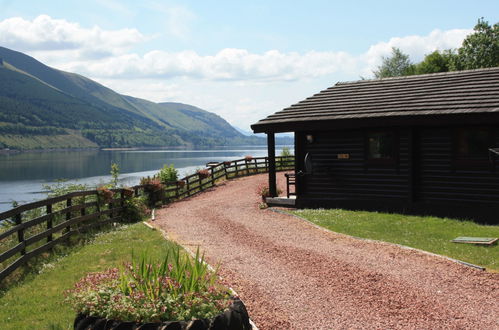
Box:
0, 46, 255, 150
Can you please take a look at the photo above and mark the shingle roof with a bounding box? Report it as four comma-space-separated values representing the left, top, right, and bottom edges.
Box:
251, 67, 499, 132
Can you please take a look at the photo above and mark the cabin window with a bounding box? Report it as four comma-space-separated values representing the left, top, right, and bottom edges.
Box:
367, 132, 394, 160
456, 128, 490, 160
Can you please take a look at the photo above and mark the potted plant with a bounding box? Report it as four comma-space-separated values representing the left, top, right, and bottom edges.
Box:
97, 186, 114, 204
257, 184, 282, 202
66, 248, 251, 329
197, 169, 210, 180
140, 177, 164, 207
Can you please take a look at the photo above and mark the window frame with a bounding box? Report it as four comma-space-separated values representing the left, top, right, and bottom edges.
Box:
453, 127, 494, 169
364, 130, 399, 167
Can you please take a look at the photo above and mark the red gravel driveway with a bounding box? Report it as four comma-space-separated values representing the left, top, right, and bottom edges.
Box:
153, 174, 499, 329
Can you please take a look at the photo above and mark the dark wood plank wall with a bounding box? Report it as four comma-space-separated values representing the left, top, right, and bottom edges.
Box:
419, 127, 499, 204
297, 126, 499, 221
299, 130, 410, 202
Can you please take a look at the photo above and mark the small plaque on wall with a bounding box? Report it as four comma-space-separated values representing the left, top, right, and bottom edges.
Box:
337, 153, 350, 159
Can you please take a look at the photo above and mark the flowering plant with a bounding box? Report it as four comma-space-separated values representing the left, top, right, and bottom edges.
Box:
197, 169, 210, 179
139, 177, 164, 206
256, 184, 282, 201
97, 186, 114, 204
122, 187, 135, 198
65, 248, 231, 323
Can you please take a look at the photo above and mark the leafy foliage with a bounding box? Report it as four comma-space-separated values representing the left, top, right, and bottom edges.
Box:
373, 48, 414, 78
455, 18, 499, 70
110, 163, 120, 188
411, 50, 457, 74
157, 164, 178, 184
372, 18, 498, 79
65, 248, 231, 322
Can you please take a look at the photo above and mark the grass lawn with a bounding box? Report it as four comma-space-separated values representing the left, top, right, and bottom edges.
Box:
290, 209, 499, 271
0, 222, 178, 329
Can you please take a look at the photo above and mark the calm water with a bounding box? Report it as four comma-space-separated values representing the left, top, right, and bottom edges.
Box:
0, 146, 291, 212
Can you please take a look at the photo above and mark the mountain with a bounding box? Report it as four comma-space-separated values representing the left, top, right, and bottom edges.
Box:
0, 46, 253, 150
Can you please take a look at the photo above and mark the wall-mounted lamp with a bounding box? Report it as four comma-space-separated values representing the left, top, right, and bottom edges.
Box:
306, 134, 314, 143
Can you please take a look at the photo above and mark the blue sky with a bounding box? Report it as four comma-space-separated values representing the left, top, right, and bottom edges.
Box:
0, 0, 498, 130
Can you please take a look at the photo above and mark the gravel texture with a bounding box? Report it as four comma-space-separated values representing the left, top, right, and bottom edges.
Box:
153, 174, 499, 330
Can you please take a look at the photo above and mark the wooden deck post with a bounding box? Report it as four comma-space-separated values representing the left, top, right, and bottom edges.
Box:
267, 132, 277, 197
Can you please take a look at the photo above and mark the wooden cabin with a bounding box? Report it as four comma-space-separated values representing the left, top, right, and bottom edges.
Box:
251, 67, 499, 223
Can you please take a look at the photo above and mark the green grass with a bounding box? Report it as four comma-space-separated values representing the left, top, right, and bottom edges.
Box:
291, 209, 499, 271
0, 223, 178, 329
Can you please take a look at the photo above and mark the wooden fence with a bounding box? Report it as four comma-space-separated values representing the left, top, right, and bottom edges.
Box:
0, 156, 294, 282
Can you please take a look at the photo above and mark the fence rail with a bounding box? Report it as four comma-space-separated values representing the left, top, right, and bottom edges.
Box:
0, 156, 294, 282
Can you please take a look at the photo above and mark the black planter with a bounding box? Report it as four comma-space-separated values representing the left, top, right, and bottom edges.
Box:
74, 298, 251, 330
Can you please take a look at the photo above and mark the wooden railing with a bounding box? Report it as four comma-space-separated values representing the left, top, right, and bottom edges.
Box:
0, 156, 294, 282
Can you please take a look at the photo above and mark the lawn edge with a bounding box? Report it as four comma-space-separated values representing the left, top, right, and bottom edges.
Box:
269, 208, 487, 272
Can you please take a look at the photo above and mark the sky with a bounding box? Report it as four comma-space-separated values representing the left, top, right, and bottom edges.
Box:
0, 0, 498, 131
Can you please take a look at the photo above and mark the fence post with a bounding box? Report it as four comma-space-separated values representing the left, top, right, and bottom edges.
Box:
80, 195, 86, 230
265, 157, 268, 172
134, 186, 139, 197
65, 198, 72, 234
15, 213, 25, 255
109, 199, 114, 222
198, 174, 203, 191
210, 167, 215, 187
120, 190, 125, 222
186, 177, 191, 197
223, 162, 229, 179
46, 204, 53, 242
235, 161, 239, 177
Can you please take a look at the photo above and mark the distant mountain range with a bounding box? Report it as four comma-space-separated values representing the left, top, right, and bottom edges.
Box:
0, 46, 291, 150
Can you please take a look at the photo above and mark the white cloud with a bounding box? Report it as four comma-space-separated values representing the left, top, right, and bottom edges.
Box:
34, 30, 471, 83
57, 48, 361, 81
361, 28, 471, 77
0, 15, 146, 58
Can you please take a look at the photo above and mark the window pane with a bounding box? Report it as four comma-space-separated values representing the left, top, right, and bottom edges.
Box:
368, 132, 393, 159
457, 128, 489, 159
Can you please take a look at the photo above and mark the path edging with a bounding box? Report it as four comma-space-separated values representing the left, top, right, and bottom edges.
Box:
268, 208, 486, 271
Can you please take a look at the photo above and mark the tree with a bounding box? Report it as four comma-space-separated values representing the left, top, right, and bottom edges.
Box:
455, 18, 499, 70
373, 47, 414, 78
412, 50, 457, 74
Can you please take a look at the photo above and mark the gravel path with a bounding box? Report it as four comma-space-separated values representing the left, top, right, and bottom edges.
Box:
153, 174, 499, 329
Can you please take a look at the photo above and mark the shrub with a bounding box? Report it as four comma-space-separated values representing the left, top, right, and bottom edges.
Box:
157, 164, 178, 184
110, 163, 120, 188
65, 248, 231, 322
121, 196, 148, 223
244, 155, 253, 161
